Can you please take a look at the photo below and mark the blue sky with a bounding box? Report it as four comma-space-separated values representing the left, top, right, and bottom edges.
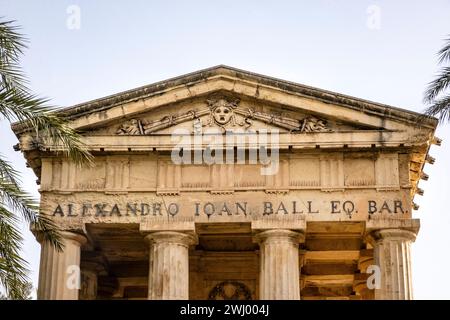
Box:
1, 0, 450, 299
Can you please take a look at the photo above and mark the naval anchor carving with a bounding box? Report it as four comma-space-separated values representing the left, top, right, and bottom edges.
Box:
116, 95, 331, 135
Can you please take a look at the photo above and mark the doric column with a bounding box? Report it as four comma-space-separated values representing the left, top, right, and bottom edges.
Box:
79, 269, 97, 300
145, 231, 196, 300
37, 231, 87, 300
79, 258, 106, 300
254, 229, 303, 300
367, 229, 416, 300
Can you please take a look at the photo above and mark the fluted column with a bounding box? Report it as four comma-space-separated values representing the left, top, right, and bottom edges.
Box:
367, 229, 416, 300
79, 269, 97, 300
145, 231, 196, 300
79, 259, 105, 300
254, 229, 303, 300
37, 231, 87, 300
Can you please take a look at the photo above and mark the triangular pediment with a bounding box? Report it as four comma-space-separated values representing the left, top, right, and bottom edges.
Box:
12, 65, 437, 141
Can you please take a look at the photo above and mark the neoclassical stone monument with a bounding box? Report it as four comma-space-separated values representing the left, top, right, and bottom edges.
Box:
12, 66, 439, 300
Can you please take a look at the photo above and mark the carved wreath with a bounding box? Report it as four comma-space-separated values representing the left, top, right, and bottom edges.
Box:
208, 281, 252, 300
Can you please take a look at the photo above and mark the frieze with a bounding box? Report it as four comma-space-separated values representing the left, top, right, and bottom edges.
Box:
50, 199, 406, 219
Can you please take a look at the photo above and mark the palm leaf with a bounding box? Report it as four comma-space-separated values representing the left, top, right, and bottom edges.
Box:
0, 19, 28, 92
0, 204, 29, 299
424, 95, 450, 122
422, 36, 450, 123
0, 176, 62, 250
0, 20, 93, 165
438, 35, 450, 64
424, 66, 450, 103
0, 153, 21, 185
0, 19, 85, 299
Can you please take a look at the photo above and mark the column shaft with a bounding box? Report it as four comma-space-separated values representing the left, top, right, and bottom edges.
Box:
37, 231, 86, 300
369, 229, 416, 300
255, 229, 302, 300
146, 231, 195, 300
79, 270, 98, 300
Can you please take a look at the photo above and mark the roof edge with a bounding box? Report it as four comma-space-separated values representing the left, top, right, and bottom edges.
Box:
11, 65, 438, 134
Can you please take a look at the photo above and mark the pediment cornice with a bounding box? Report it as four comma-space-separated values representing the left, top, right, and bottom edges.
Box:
11, 65, 438, 135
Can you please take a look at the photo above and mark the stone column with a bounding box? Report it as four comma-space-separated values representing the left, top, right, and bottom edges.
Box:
254, 229, 303, 300
367, 229, 416, 300
145, 231, 196, 300
37, 231, 87, 300
79, 259, 105, 300
79, 270, 97, 300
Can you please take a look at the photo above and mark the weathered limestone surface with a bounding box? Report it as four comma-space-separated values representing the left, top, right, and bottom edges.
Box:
254, 229, 303, 300
12, 66, 438, 300
145, 231, 197, 300
79, 259, 105, 300
367, 229, 416, 300
37, 231, 86, 300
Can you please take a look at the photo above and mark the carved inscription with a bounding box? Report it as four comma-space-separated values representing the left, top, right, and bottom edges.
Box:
51, 199, 406, 218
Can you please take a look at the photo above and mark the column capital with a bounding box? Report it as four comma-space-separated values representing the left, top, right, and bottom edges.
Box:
253, 229, 305, 245
139, 217, 195, 233
366, 228, 417, 245
35, 230, 87, 246
255, 228, 302, 299
251, 216, 306, 232
145, 231, 198, 247
365, 218, 420, 234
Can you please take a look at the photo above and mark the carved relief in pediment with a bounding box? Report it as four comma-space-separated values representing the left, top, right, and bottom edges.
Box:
115, 95, 332, 135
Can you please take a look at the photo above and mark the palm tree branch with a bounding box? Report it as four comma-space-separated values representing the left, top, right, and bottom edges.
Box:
0, 20, 93, 165
438, 36, 450, 64
0, 88, 93, 165
0, 177, 62, 250
424, 95, 450, 122
0, 204, 29, 299
0, 19, 28, 91
424, 66, 450, 103
0, 176, 39, 224
0, 153, 21, 185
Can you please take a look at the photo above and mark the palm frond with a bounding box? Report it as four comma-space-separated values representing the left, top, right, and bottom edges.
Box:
0, 153, 21, 185
0, 19, 26, 59
0, 18, 76, 299
0, 88, 93, 165
0, 19, 28, 91
0, 176, 39, 224
0, 204, 29, 299
424, 95, 450, 122
0, 20, 93, 165
0, 176, 62, 250
438, 36, 450, 64
424, 67, 450, 103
